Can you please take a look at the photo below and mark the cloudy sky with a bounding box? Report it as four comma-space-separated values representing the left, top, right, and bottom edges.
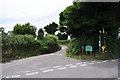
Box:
0, 0, 73, 32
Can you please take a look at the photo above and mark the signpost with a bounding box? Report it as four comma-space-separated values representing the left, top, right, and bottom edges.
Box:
101, 46, 106, 54
85, 45, 93, 55
81, 46, 85, 55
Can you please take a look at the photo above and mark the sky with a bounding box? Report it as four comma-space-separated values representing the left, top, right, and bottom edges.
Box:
0, 0, 73, 33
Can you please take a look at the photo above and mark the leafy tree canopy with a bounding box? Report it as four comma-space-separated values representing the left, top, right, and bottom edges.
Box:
0, 27, 5, 33
37, 28, 44, 40
59, 2, 120, 38
13, 22, 37, 37
57, 33, 68, 40
44, 22, 58, 35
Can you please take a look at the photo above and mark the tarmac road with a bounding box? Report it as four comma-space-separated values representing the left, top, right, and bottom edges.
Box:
1, 46, 119, 79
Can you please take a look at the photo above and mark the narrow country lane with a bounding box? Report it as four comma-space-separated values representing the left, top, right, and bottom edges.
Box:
2, 46, 119, 79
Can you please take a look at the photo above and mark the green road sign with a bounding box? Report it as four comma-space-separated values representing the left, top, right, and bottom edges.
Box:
85, 45, 93, 52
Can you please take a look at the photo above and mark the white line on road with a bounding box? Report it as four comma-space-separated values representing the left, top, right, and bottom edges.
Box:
26, 72, 39, 76
41, 55, 49, 57
80, 64, 87, 66
91, 61, 97, 63
11, 75, 21, 78
89, 63, 95, 64
6, 75, 21, 78
40, 67, 50, 70
5, 76, 10, 78
65, 64, 73, 66
53, 66, 61, 68
43, 69, 54, 72
96, 62, 102, 63
49, 54, 54, 55
102, 60, 108, 62
69, 65, 77, 68
56, 54, 62, 56
76, 63, 82, 65
83, 62, 89, 64
57, 67, 67, 70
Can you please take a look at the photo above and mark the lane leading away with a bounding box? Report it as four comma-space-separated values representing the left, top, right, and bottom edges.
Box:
2, 46, 118, 78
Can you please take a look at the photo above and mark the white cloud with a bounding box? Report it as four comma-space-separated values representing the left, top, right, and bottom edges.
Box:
0, 0, 72, 32
0, 0, 73, 18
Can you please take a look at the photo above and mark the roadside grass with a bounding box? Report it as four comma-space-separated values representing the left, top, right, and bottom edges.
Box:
65, 38, 120, 60
1, 49, 61, 63
66, 53, 118, 60
59, 40, 70, 46
66, 48, 119, 60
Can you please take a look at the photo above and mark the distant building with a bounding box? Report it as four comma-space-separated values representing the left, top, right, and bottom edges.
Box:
7, 31, 13, 37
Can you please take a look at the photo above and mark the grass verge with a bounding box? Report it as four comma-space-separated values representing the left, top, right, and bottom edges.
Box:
66, 52, 119, 60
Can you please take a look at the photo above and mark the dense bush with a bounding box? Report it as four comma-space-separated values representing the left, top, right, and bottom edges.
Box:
57, 33, 68, 40
59, 40, 70, 45
105, 35, 120, 58
2, 34, 61, 62
67, 34, 120, 59
45, 34, 61, 53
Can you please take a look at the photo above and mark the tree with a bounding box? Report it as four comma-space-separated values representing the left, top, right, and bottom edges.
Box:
37, 28, 44, 40
60, 2, 120, 56
57, 25, 68, 40
57, 33, 68, 40
0, 27, 4, 33
59, 2, 120, 38
13, 22, 37, 37
59, 26, 67, 33
44, 22, 58, 35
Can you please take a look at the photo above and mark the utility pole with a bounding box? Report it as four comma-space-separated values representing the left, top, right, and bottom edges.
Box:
118, 28, 120, 39
103, 28, 106, 46
99, 31, 102, 52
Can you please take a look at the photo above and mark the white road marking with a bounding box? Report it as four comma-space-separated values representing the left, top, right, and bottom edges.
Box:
40, 67, 50, 70
43, 69, 54, 72
89, 63, 95, 64
96, 62, 101, 63
80, 64, 87, 66
91, 61, 96, 63
49, 54, 54, 55
76, 63, 82, 65
41, 55, 49, 57
102, 60, 108, 62
56, 54, 62, 55
69, 65, 77, 68
57, 67, 67, 70
6, 75, 21, 78
11, 75, 21, 78
65, 64, 73, 66
53, 66, 61, 68
5, 76, 10, 78
26, 72, 38, 76
83, 62, 89, 64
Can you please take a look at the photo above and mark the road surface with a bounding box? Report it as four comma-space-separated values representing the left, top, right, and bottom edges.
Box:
1, 46, 119, 79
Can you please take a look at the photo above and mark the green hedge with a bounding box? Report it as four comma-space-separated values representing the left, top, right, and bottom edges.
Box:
45, 34, 61, 53
59, 40, 70, 45
67, 34, 120, 59
105, 35, 120, 58
2, 34, 61, 62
